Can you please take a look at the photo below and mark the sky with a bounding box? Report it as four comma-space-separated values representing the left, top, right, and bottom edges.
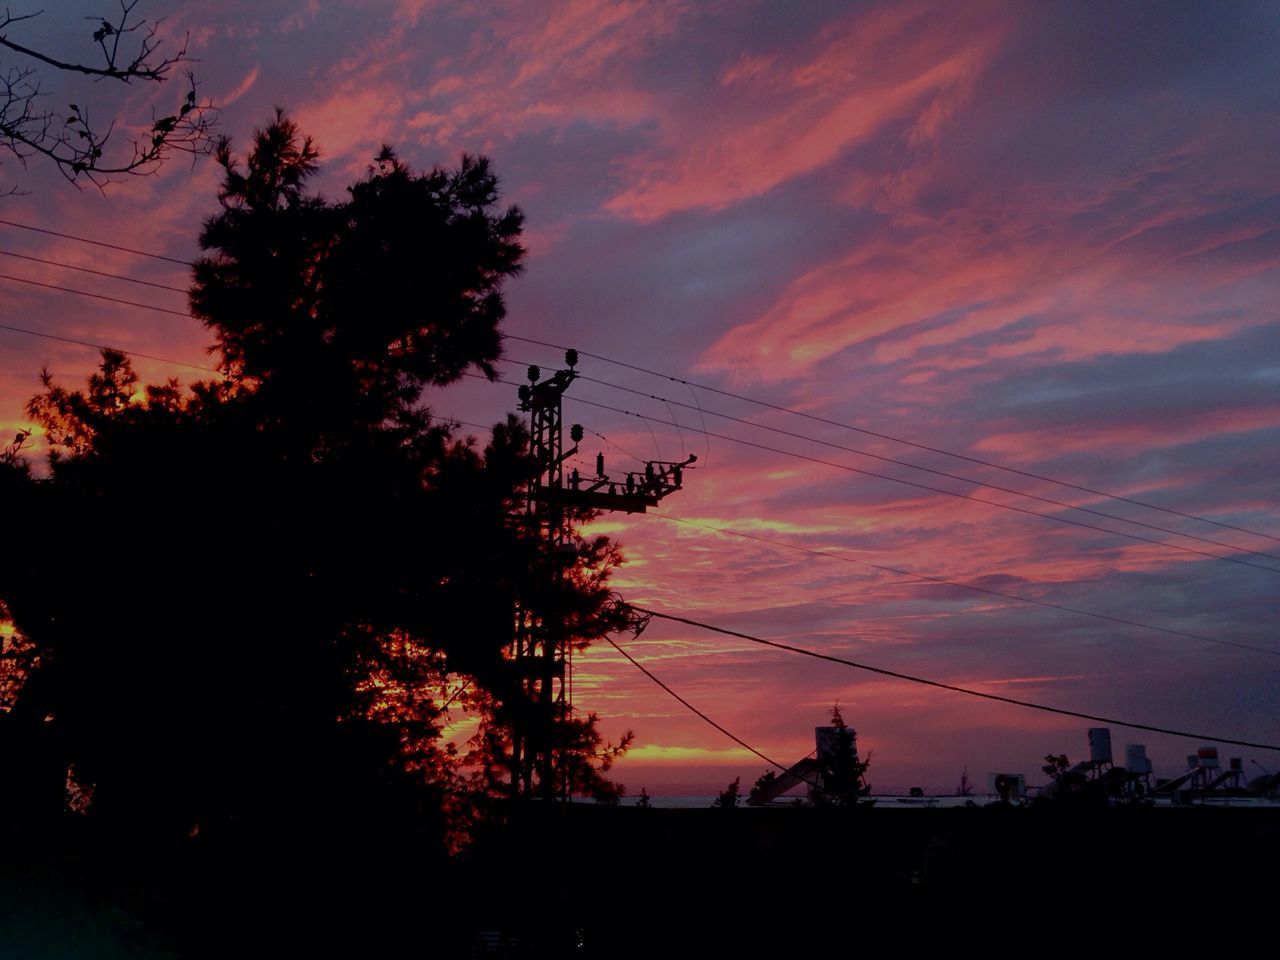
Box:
1, 1, 1277, 795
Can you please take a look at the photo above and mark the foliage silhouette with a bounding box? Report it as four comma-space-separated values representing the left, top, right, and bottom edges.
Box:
749, 769, 777, 804
1035, 752, 1133, 806
1042, 753, 1071, 780
712, 776, 741, 808
814, 704, 871, 805
0, 111, 629, 878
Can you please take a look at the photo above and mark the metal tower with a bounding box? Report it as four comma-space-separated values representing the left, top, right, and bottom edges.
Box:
511, 350, 694, 799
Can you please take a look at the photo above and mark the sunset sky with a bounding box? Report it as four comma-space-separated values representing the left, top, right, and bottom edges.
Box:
2, 1, 1277, 795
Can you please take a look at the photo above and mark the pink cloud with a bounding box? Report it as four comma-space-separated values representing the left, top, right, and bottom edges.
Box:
700, 176, 1274, 382
295, 85, 408, 176
973, 404, 1280, 463
215, 65, 260, 108
605, 6, 1009, 222
3, 1, 1273, 797
504, 0, 688, 87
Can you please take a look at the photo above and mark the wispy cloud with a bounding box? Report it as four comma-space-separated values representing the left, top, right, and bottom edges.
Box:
2, 0, 1275, 792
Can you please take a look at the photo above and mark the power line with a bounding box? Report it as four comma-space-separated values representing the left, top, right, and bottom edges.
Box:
491, 360, 658, 468
571, 371, 1280, 565
0, 218, 192, 266
0, 249, 189, 293
0, 322, 220, 374
0, 273, 192, 317
438, 415, 494, 434
650, 513, 1280, 658
468, 370, 1280, 651
6, 229, 1268, 550
604, 635, 790, 774
4, 228, 1269, 748
628, 605, 1280, 752
0, 223, 1267, 547
586, 426, 647, 468
502, 334, 1280, 546
558, 390, 1280, 576
5, 222, 1271, 555
605, 633, 834, 800
466, 370, 1280, 574
508, 355, 697, 470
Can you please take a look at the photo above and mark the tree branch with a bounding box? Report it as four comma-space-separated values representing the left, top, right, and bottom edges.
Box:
0, 2, 185, 80
0, 3, 216, 188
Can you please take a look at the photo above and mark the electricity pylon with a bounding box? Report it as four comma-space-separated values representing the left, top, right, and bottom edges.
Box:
510, 349, 695, 799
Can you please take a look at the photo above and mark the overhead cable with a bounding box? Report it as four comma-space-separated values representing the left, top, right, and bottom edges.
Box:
0, 221, 1269, 545
651, 514, 1278, 657
443, 382, 1275, 659
0, 322, 221, 374
559, 390, 1280, 576
0, 218, 191, 265
0, 249, 188, 293
502, 333, 1279, 546
3, 219, 1270, 551
0, 273, 192, 317
1, 228, 1268, 547
605, 634, 830, 799
604, 635, 790, 772
466, 370, 1280, 574
569, 370, 1280, 565
627, 605, 1280, 752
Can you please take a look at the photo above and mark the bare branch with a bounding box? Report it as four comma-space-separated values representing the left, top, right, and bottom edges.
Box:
0, 2, 184, 81
0, 3, 216, 189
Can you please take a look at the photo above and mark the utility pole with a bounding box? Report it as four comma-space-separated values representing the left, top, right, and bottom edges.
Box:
512, 349, 695, 800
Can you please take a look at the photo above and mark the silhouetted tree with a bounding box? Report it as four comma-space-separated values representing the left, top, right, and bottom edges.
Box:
190, 114, 521, 433
0, 112, 626, 866
1036, 752, 1128, 806
749, 769, 777, 804
815, 704, 871, 805
445, 517, 634, 819
713, 777, 741, 809
0, 2, 215, 190
1042, 753, 1071, 780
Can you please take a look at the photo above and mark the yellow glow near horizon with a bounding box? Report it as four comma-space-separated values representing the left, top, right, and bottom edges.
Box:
623, 743, 759, 764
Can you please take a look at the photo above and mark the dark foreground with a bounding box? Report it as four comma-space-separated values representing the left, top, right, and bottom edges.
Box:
3, 802, 1276, 956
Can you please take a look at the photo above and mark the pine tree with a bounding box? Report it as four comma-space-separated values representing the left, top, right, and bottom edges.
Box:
816, 705, 871, 805
0, 113, 628, 848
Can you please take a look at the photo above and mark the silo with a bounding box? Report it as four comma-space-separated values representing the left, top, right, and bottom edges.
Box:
1124, 744, 1151, 775
815, 725, 857, 763
1088, 727, 1113, 766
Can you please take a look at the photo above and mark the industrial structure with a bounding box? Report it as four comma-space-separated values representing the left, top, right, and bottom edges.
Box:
511, 350, 695, 799
1026, 728, 1278, 804
746, 722, 870, 805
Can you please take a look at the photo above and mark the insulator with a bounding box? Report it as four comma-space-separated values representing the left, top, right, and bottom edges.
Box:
672, 466, 682, 485
645, 463, 655, 479
527, 364, 540, 383
565, 348, 578, 368
596, 452, 605, 477
517, 385, 530, 403
570, 423, 584, 443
